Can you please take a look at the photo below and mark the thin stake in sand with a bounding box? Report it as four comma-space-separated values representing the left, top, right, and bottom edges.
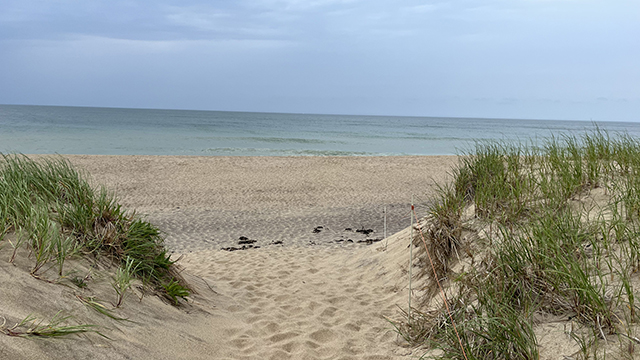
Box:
383, 206, 388, 250
408, 196, 414, 327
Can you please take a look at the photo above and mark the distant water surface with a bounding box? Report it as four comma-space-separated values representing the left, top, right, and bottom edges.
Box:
1, 105, 639, 156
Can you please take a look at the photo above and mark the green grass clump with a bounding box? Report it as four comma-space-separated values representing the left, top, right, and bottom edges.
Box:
162, 279, 191, 305
0, 154, 189, 304
402, 129, 640, 359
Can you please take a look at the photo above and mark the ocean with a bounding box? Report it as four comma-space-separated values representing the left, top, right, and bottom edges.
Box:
1, 104, 640, 156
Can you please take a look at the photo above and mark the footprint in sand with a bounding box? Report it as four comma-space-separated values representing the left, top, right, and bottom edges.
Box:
280, 341, 302, 354
343, 322, 361, 332
260, 321, 280, 334
268, 331, 300, 343
230, 338, 252, 350
307, 300, 322, 312
309, 328, 338, 344
304, 340, 321, 349
319, 306, 338, 318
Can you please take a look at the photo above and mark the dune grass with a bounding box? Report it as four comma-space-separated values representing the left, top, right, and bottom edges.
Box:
0, 154, 190, 305
400, 129, 640, 359
1, 311, 101, 338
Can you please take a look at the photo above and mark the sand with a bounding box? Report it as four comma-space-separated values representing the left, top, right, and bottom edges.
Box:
1, 155, 457, 360
64, 155, 457, 252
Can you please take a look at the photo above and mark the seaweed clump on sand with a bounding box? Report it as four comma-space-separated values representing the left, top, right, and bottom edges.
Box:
394, 129, 640, 359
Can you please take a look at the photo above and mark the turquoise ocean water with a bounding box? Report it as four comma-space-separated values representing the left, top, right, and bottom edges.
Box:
1, 104, 639, 156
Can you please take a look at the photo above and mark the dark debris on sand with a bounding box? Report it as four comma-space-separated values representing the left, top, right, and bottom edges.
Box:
221, 236, 285, 251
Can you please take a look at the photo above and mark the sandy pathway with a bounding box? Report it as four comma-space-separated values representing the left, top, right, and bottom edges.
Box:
181, 227, 416, 360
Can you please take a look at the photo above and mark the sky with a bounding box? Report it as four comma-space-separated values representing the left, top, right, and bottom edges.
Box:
0, 0, 639, 122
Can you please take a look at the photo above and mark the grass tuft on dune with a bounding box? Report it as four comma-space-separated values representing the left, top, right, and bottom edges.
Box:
401, 129, 640, 359
0, 154, 190, 311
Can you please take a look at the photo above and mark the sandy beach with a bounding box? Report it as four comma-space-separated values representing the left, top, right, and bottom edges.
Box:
64, 155, 457, 252
1, 155, 457, 360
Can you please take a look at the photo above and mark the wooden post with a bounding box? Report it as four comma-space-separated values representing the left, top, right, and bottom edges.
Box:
383, 206, 388, 250
408, 196, 414, 325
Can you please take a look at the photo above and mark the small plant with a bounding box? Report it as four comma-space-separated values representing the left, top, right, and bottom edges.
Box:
70, 276, 88, 289
569, 327, 598, 360
162, 278, 190, 305
53, 232, 78, 277
111, 256, 137, 308
385, 306, 435, 345
7, 228, 27, 264
28, 207, 57, 276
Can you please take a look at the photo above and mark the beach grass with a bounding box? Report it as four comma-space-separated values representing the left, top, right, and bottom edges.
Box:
0, 154, 190, 306
400, 129, 640, 359
1, 311, 101, 338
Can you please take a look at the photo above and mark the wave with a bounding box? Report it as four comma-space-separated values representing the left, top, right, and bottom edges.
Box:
241, 137, 345, 145
200, 147, 393, 156
193, 136, 347, 145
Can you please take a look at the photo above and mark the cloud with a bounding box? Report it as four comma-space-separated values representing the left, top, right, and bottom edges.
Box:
245, 0, 360, 12
163, 5, 286, 39
8, 34, 295, 57
402, 4, 441, 13
165, 6, 231, 30
0, 0, 638, 120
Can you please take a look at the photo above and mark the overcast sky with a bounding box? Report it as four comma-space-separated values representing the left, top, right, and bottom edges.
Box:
0, 0, 638, 121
